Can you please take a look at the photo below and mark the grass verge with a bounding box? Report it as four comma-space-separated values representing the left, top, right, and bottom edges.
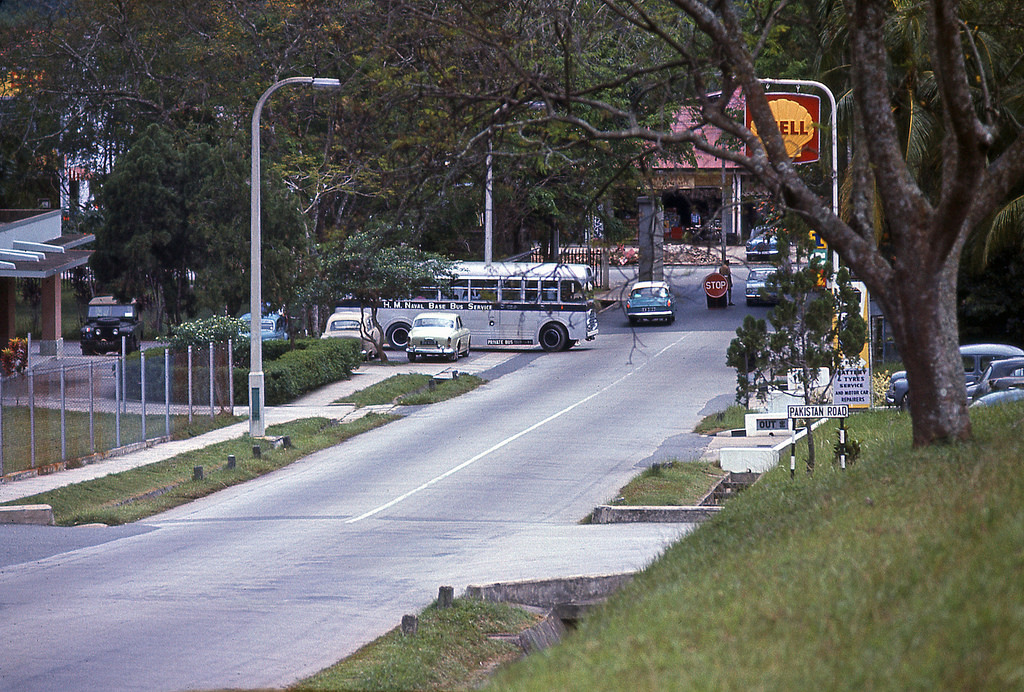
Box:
484, 402, 1024, 691
335, 373, 485, 407
294, 598, 541, 692
609, 460, 727, 506
3, 415, 396, 525
692, 403, 748, 434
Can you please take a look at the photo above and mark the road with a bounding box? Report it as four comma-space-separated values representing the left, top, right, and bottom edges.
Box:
0, 265, 757, 691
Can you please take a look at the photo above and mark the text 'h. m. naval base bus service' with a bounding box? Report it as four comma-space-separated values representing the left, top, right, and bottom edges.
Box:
368, 261, 599, 352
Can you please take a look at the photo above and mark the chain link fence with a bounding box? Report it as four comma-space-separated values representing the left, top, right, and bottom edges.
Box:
1, 343, 235, 478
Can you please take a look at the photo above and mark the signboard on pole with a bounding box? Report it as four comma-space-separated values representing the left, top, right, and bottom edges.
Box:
787, 404, 849, 419
703, 272, 729, 299
745, 93, 821, 164
833, 368, 871, 408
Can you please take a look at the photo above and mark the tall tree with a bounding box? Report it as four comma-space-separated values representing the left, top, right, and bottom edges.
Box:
431, 0, 1024, 446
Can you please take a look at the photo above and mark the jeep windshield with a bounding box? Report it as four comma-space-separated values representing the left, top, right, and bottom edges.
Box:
88, 306, 135, 319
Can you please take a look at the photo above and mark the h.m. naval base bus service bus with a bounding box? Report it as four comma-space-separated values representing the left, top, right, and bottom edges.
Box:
370, 261, 599, 352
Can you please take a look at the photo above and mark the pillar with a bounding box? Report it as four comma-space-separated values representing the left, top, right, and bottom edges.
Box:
637, 196, 664, 282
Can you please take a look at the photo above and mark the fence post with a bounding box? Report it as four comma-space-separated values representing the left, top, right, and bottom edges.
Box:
121, 334, 128, 413
188, 344, 194, 425
165, 348, 171, 438
0, 375, 4, 476
228, 339, 234, 415
209, 341, 215, 418
141, 350, 147, 442
115, 358, 122, 448
87, 361, 95, 452
60, 364, 67, 462
29, 368, 36, 468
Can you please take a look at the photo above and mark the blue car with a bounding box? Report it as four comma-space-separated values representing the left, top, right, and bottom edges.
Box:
239, 312, 288, 341
746, 227, 779, 262
626, 281, 675, 325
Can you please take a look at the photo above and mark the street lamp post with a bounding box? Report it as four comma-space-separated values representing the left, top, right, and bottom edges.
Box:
250, 76, 340, 438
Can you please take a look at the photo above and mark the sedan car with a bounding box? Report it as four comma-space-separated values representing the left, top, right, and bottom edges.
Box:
884, 343, 1024, 408
745, 227, 779, 262
969, 356, 1024, 402
321, 310, 382, 359
239, 312, 288, 341
745, 267, 779, 306
626, 281, 675, 325
970, 388, 1024, 408
406, 312, 471, 362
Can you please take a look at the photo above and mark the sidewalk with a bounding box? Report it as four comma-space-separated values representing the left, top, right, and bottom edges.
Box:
0, 353, 515, 504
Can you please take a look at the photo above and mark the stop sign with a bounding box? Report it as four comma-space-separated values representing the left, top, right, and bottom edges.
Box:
703, 272, 729, 299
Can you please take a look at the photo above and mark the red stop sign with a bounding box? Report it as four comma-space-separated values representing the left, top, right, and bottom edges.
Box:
704, 272, 729, 299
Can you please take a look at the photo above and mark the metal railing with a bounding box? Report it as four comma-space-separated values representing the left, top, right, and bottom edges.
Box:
0, 342, 234, 479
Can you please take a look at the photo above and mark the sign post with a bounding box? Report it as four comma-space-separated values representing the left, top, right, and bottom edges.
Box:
786, 404, 850, 476
703, 272, 729, 309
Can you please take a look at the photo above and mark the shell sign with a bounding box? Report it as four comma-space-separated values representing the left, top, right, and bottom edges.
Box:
745, 93, 821, 163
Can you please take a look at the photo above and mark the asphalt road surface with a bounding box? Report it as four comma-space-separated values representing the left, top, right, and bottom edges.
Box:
0, 265, 757, 691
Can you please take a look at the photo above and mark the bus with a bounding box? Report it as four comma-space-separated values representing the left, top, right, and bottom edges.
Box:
367, 261, 599, 352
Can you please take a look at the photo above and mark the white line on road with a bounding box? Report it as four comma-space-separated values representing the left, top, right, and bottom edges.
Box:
345, 333, 689, 523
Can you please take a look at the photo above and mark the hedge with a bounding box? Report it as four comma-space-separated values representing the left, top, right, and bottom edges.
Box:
233, 337, 363, 406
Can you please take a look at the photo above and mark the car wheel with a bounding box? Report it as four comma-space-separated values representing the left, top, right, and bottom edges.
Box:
81, 345, 93, 356
667, 315, 675, 324
628, 316, 638, 326
539, 323, 569, 352
385, 323, 411, 350
449, 345, 459, 362
899, 394, 910, 411
408, 352, 418, 362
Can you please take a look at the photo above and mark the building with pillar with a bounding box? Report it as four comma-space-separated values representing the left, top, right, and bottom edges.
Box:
0, 209, 94, 354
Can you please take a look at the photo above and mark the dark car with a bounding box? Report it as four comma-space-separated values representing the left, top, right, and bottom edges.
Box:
80, 296, 143, 355
884, 343, 1024, 408
745, 227, 779, 262
969, 356, 1024, 402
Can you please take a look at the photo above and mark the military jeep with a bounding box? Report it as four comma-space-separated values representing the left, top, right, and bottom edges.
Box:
80, 296, 143, 355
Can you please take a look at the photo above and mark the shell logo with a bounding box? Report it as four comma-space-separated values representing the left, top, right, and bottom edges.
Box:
745, 93, 821, 163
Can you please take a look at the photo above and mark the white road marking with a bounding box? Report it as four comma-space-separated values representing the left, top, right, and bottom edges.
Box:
345, 333, 689, 523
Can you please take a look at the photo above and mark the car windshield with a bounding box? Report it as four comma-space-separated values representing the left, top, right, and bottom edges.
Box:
88, 306, 134, 319
330, 320, 361, 331
749, 269, 773, 280
630, 286, 668, 299
414, 317, 454, 329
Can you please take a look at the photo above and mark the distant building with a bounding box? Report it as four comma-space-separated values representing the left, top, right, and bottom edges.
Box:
0, 209, 93, 353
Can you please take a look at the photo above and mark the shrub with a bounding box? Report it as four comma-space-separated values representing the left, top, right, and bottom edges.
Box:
233, 337, 362, 405
167, 316, 250, 350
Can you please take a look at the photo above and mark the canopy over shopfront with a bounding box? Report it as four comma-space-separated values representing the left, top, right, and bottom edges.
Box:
0, 209, 93, 352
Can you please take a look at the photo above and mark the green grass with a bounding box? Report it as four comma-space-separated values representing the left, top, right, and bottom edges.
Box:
1, 407, 241, 476
483, 402, 1024, 691
336, 374, 485, 407
3, 415, 396, 525
295, 598, 540, 691
611, 460, 726, 506
692, 403, 748, 433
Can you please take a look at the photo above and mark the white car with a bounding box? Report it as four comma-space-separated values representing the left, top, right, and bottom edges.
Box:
406, 312, 471, 362
321, 311, 382, 359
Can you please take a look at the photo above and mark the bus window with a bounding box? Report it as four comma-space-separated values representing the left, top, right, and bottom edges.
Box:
470, 279, 498, 301
500, 279, 523, 302
560, 280, 585, 302
443, 279, 469, 301
541, 280, 559, 302
524, 280, 540, 303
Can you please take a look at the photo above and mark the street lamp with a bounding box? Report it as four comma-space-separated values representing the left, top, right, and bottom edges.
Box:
250, 76, 340, 438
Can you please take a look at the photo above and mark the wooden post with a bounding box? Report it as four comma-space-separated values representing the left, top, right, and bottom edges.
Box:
401, 615, 418, 636
438, 586, 454, 608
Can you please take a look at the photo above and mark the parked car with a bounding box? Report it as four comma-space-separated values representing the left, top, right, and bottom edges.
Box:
884, 343, 1024, 408
80, 296, 142, 355
625, 280, 675, 325
321, 310, 382, 359
239, 312, 288, 341
406, 312, 471, 362
745, 227, 779, 262
970, 388, 1024, 408
968, 356, 1024, 402
744, 267, 779, 306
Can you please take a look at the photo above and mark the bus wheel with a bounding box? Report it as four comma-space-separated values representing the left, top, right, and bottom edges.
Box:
386, 323, 411, 350
540, 323, 569, 352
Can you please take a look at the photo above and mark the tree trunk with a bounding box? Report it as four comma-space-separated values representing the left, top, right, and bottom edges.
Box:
878, 257, 971, 446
